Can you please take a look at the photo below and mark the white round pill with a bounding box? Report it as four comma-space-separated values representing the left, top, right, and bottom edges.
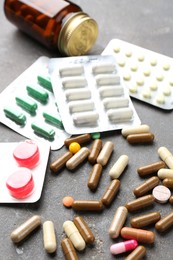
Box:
152, 185, 171, 204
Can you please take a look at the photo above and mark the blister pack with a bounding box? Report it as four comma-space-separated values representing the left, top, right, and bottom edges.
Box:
102, 39, 173, 110
0, 56, 70, 150
0, 140, 50, 203
49, 55, 141, 135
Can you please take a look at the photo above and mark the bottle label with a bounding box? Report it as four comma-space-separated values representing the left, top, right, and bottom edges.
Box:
20, 0, 69, 17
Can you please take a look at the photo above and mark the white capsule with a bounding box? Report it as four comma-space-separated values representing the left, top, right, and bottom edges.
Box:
92, 63, 116, 74
72, 111, 99, 125
158, 169, 173, 179
158, 147, 173, 169
99, 86, 124, 98
43, 221, 57, 254
103, 97, 129, 110
62, 76, 87, 89
109, 155, 129, 179
68, 100, 95, 113
121, 124, 150, 137
107, 107, 133, 122
59, 64, 84, 77
65, 89, 91, 101
96, 74, 120, 86
63, 220, 86, 251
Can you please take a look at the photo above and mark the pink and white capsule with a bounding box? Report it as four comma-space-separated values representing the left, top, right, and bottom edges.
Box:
110, 239, 138, 255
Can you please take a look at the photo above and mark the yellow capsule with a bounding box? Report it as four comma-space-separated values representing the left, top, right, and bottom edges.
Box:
43, 221, 57, 253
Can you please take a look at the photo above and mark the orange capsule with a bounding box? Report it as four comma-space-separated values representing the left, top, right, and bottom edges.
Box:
121, 227, 155, 244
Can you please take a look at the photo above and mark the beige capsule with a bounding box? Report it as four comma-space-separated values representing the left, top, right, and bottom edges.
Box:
158, 146, 173, 169
109, 206, 128, 238
63, 220, 86, 251
66, 147, 90, 170
121, 124, 150, 137
43, 221, 57, 253
109, 155, 129, 179
97, 141, 114, 166
158, 169, 173, 179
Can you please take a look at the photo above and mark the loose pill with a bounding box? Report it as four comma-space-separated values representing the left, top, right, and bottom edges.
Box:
107, 107, 133, 122
6, 167, 34, 199
3, 106, 26, 125
64, 134, 91, 147
88, 139, 102, 164
69, 142, 81, 154
130, 212, 161, 228
31, 121, 55, 140
26, 85, 49, 104
37, 74, 53, 92
110, 240, 138, 255
133, 176, 160, 197
62, 76, 87, 89
121, 124, 150, 137
72, 200, 103, 211
63, 221, 86, 251
109, 206, 128, 238
137, 161, 166, 177
158, 146, 173, 169
11, 215, 41, 243
95, 74, 120, 86
72, 111, 99, 125
66, 147, 90, 170
109, 155, 129, 179
127, 133, 154, 144
16, 96, 37, 114
103, 97, 129, 109
63, 196, 74, 208
152, 185, 171, 203
87, 163, 103, 191
121, 227, 155, 244
43, 221, 57, 254
99, 85, 124, 98
97, 141, 114, 166
155, 211, 173, 232
125, 195, 155, 212
163, 178, 173, 189
65, 89, 91, 101
91, 132, 101, 139
125, 245, 146, 260
68, 100, 95, 113
73, 216, 95, 244
169, 196, 173, 205
59, 64, 84, 77
101, 179, 120, 206
43, 111, 64, 129
158, 168, 173, 179
13, 139, 40, 168
61, 238, 78, 260
50, 151, 73, 173
92, 63, 116, 74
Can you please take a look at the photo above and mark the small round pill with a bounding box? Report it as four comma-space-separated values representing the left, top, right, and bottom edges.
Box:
156, 94, 165, 104
149, 82, 158, 91
117, 57, 126, 67
123, 72, 131, 81
129, 84, 138, 93
69, 142, 81, 154
163, 63, 170, 70
63, 196, 74, 208
150, 58, 157, 66
142, 89, 151, 99
152, 185, 171, 203
130, 62, 138, 72
143, 68, 150, 76
156, 73, 164, 81
138, 54, 145, 62
125, 50, 132, 57
136, 77, 144, 86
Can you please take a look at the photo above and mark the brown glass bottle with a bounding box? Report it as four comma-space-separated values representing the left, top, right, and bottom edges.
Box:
4, 0, 98, 56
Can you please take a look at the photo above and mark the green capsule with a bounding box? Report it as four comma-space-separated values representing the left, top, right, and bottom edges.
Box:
31, 121, 55, 140
37, 74, 53, 92
15, 96, 37, 114
3, 107, 26, 125
26, 85, 49, 104
43, 111, 64, 129
91, 132, 101, 139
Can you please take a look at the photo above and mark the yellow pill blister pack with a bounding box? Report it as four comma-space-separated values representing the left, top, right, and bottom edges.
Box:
49, 55, 141, 135
0, 56, 70, 150
102, 39, 173, 110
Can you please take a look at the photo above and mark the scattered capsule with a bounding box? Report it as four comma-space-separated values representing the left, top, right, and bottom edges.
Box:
137, 161, 166, 177
31, 121, 55, 140
125, 195, 155, 212
125, 245, 146, 260
37, 74, 53, 92
101, 179, 120, 206
121, 227, 155, 244
66, 147, 90, 170
155, 211, 173, 232
3, 106, 26, 125
50, 151, 73, 173
72, 200, 103, 212
64, 134, 91, 147
127, 133, 154, 144
61, 238, 78, 260
26, 85, 49, 104
109, 155, 129, 179
110, 240, 138, 255
63, 221, 85, 251
109, 206, 128, 238
163, 178, 173, 189
130, 212, 161, 228
121, 124, 150, 137
88, 139, 102, 164
169, 196, 173, 205
97, 141, 114, 166
158, 146, 173, 169
15, 96, 37, 114
43, 221, 57, 253
87, 163, 103, 191
133, 176, 160, 197
11, 215, 41, 243
158, 169, 173, 179
73, 216, 95, 244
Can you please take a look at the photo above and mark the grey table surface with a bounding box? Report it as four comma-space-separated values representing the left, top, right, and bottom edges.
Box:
1, 0, 173, 259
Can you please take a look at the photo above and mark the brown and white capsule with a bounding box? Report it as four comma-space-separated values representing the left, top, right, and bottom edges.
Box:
125, 195, 155, 212
50, 151, 73, 173
88, 139, 102, 164
88, 163, 103, 191
109, 206, 128, 238
133, 176, 160, 197
73, 216, 95, 244
137, 161, 166, 177
101, 179, 120, 206
97, 141, 114, 166
66, 147, 90, 170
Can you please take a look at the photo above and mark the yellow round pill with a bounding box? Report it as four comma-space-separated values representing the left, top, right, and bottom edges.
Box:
69, 142, 81, 154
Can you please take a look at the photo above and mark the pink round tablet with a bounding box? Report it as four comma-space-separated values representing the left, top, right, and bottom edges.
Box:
13, 140, 40, 168
6, 167, 34, 199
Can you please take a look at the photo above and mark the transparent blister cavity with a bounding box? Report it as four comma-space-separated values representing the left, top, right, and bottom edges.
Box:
49, 55, 141, 135
0, 56, 70, 150
102, 39, 173, 110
